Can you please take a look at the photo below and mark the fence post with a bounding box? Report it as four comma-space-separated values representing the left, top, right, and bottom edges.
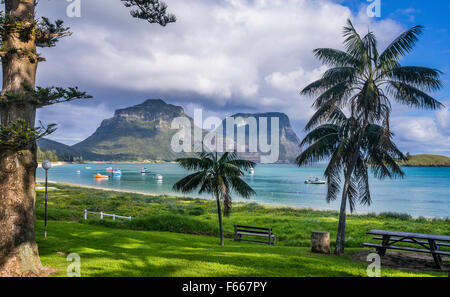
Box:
113, 214, 116, 221
100, 211, 103, 220
84, 209, 87, 220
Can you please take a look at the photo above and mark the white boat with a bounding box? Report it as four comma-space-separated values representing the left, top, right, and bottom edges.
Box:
249, 168, 255, 175
113, 169, 122, 176
85, 166, 92, 169
76, 170, 81, 174
155, 174, 163, 180
305, 177, 326, 184
141, 167, 151, 174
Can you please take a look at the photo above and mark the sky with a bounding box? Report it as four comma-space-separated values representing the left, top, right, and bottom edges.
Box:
17, 0, 450, 155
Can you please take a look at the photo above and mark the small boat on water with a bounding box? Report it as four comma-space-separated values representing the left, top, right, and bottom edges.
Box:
85, 166, 92, 169
113, 169, 122, 176
105, 167, 114, 171
94, 173, 109, 179
305, 177, 326, 184
155, 174, 163, 180
141, 167, 151, 174
76, 170, 81, 174
249, 167, 255, 175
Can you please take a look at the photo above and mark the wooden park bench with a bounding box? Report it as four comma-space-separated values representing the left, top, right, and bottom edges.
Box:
363, 229, 450, 270
234, 224, 276, 245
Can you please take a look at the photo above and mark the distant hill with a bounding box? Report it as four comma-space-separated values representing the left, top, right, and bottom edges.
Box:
71, 99, 198, 161
400, 154, 450, 167
36, 138, 81, 161
219, 112, 301, 163
39, 99, 302, 163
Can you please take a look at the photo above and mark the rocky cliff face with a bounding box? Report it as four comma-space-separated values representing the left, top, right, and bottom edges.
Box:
72, 99, 192, 161
220, 112, 301, 163
70, 99, 301, 163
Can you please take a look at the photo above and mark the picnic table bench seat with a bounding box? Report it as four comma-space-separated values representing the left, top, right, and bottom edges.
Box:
363, 229, 450, 270
234, 225, 276, 245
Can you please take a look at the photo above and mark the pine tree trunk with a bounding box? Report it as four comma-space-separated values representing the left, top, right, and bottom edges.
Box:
216, 195, 224, 246
0, 0, 42, 276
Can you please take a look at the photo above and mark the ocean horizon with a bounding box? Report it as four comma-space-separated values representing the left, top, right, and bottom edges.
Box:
36, 163, 450, 219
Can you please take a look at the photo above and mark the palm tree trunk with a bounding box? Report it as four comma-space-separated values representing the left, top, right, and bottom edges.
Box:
334, 115, 369, 255
335, 173, 350, 255
216, 195, 224, 246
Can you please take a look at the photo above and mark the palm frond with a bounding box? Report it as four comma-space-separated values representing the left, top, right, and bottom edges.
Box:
387, 81, 444, 110
172, 171, 208, 193
312, 48, 359, 67
387, 66, 442, 92
379, 25, 424, 65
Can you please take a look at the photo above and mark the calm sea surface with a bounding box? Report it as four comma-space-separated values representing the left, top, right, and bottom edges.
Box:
36, 163, 450, 218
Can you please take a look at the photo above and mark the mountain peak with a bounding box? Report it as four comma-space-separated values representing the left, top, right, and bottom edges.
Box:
114, 99, 185, 122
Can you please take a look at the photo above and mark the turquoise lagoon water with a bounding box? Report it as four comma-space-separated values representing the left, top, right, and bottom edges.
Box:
36, 163, 450, 218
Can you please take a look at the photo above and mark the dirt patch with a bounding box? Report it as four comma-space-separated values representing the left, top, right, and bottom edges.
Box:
351, 250, 449, 273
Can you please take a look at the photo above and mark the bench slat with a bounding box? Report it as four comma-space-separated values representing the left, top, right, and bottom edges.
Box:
363, 243, 450, 256
235, 225, 271, 231
237, 232, 275, 238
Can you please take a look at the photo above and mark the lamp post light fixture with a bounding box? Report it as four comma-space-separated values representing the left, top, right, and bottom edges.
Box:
42, 160, 52, 238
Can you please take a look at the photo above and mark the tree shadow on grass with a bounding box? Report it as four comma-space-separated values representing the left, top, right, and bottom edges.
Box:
36, 221, 442, 277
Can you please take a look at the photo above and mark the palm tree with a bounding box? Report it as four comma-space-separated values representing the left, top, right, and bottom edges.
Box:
298, 19, 444, 255
173, 152, 256, 246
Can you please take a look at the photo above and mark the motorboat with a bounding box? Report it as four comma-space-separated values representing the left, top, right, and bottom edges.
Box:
112, 169, 122, 176
141, 167, 151, 174
305, 177, 326, 184
155, 174, 163, 180
76, 170, 81, 174
94, 173, 109, 179
105, 167, 114, 171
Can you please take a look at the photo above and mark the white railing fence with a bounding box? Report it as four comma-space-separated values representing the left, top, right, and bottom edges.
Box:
84, 209, 132, 221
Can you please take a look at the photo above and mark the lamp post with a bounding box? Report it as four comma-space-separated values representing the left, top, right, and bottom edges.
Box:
42, 160, 52, 238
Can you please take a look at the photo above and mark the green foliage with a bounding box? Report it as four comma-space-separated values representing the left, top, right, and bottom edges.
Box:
36, 17, 71, 48
0, 84, 91, 107
0, 120, 55, 153
298, 19, 444, 213
399, 154, 450, 167
35, 184, 450, 249
121, 0, 176, 26
174, 152, 256, 217
37, 147, 59, 162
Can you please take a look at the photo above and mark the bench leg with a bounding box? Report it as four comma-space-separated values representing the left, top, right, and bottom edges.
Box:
428, 240, 443, 270
377, 235, 390, 256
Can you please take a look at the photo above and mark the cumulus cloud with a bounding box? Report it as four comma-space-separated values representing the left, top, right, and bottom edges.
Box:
265, 66, 328, 93
391, 105, 450, 154
29, 0, 449, 155
37, 102, 113, 145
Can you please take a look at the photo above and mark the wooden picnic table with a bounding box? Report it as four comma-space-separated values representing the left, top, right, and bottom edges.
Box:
363, 229, 450, 270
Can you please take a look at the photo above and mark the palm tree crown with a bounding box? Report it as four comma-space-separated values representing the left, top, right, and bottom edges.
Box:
297, 19, 444, 255
173, 151, 255, 245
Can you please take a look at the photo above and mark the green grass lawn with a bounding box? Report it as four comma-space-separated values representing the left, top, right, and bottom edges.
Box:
36, 183, 450, 249
36, 220, 445, 277
34, 183, 449, 277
